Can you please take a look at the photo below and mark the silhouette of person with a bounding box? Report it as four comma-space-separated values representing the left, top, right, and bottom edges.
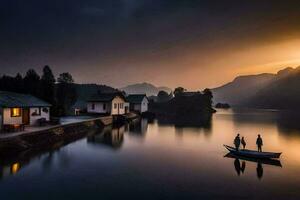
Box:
256, 162, 263, 180
234, 134, 241, 151
241, 161, 246, 174
241, 137, 246, 149
234, 158, 241, 176
256, 134, 263, 152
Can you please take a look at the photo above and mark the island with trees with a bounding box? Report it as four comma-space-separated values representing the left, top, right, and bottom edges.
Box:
149, 87, 216, 127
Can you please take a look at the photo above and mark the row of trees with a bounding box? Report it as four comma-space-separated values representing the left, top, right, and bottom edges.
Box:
156, 87, 213, 105
0, 66, 77, 116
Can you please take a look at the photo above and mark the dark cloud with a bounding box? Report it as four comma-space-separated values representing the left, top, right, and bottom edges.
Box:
1, 0, 300, 88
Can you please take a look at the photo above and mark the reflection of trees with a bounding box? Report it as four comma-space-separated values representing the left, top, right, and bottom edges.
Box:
156, 114, 212, 129
276, 111, 300, 133
87, 125, 125, 150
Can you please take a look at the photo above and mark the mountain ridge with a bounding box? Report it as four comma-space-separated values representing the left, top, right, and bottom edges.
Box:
212, 66, 300, 109
120, 82, 172, 96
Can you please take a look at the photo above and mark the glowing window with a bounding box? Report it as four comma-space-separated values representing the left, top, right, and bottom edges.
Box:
11, 163, 20, 174
11, 108, 21, 117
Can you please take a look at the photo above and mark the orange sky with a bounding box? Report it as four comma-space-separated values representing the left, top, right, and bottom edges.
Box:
2, 1, 300, 90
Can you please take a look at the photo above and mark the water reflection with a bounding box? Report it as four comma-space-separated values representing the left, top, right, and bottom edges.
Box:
127, 118, 148, 137
156, 114, 212, 128
87, 125, 125, 150
225, 153, 282, 180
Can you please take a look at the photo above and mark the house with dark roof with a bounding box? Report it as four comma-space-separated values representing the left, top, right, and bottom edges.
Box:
87, 93, 129, 115
0, 91, 51, 130
126, 94, 149, 113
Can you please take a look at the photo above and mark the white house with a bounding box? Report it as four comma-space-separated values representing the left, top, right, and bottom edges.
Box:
126, 94, 149, 113
0, 91, 51, 131
87, 93, 128, 115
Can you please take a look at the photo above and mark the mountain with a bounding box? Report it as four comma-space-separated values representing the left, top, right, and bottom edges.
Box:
120, 82, 172, 96
247, 67, 300, 109
212, 73, 275, 106
212, 67, 300, 109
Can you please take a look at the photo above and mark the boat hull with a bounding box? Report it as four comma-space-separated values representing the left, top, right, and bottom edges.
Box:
224, 145, 282, 159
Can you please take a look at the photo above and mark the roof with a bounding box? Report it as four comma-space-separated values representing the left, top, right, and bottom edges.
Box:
88, 93, 126, 102
0, 91, 51, 108
126, 94, 147, 104
72, 99, 87, 110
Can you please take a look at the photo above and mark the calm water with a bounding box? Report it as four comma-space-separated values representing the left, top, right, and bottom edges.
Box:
1, 109, 300, 200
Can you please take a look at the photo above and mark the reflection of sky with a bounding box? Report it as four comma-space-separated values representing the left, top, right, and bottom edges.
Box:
1, 110, 300, 199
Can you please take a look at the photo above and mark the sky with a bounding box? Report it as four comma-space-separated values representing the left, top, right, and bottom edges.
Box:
1, 0, 300, 90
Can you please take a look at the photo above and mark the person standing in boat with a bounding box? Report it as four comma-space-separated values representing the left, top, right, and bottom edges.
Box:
234, 134, 241, 151
256, 134, 263, 152
241, 137, 246, 149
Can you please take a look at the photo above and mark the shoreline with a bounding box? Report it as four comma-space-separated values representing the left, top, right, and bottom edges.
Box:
0, 113, 139, 159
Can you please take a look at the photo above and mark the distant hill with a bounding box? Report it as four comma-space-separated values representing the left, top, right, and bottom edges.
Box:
212, 67, 300, 109
212, 73, 275, 106
247, 67, 300, 109
120, 82, 172, 96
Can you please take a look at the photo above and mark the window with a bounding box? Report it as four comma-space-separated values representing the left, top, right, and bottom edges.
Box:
91, 103, 95, 110
11, 108, 21, 117
32, 108, 41, 116
114, 103, 117, 109
103, 103, 106, 110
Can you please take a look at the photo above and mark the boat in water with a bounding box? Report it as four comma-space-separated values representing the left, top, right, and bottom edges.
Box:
224, 145, 282, 159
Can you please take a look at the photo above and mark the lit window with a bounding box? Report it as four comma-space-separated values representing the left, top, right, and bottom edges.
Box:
32, 108, 41, 116
11, 163, 20, 174
11, 108, 21, 117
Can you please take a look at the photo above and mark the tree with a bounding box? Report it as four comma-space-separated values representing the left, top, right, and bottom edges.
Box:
55, 72, 77, 116
23, 69, 41, 97
14, 73, 23, 93
57, 72, 74, 83
157, 90, 170, 102
203, 88, 213, 98
174, 87, 186, 96
41, 65, 56, 104
203, 88, 213, 107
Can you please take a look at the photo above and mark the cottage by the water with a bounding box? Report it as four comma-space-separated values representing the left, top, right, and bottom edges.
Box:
87, 93, 129, 115
0, 91, 51, 131
126, 94, 149, 113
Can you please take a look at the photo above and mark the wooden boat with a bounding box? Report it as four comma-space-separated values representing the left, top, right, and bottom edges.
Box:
224, 153, 282, 167
224, 145, 282, 159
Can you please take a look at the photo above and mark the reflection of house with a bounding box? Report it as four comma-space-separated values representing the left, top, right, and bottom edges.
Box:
87, 125, 125, 149
128, 118, 148, 136
126, 94, 149, 113
0, 91, 51, 130
87, 93, 128, 115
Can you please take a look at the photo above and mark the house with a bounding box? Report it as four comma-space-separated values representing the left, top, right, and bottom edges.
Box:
126, 94, 149, 113
87, 93, 128, 115
71, 99, 87, 115
0, 91, 51, 131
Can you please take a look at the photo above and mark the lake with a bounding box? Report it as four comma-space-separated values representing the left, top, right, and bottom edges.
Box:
1, 109, 300, 200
